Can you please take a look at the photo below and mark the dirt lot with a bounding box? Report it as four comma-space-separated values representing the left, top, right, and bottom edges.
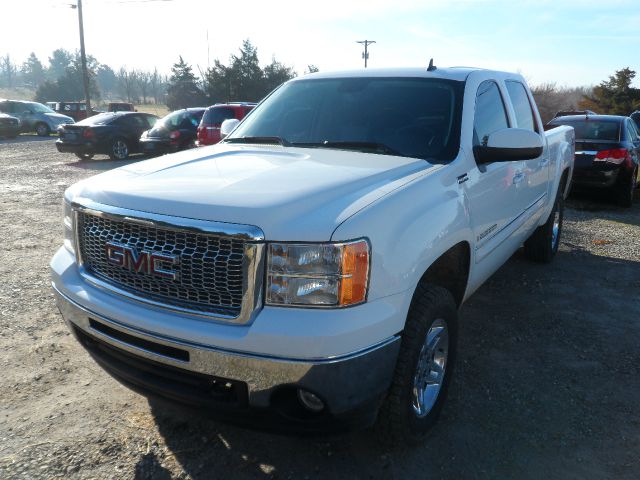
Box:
1, 137, 639, 479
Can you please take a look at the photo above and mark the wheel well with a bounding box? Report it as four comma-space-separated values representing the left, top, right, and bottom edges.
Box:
418, 242, 470, 307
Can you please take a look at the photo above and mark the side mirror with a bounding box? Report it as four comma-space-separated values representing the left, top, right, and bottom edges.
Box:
220, 118, 240, 140
474, 128, 543, 164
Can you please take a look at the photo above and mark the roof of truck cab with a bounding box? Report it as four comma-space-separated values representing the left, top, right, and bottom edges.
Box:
297, 67, 484, 82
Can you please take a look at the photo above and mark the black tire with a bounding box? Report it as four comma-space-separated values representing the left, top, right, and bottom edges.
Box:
74, 152, 94, 160
524, 182, 564, 263
377, 284, 458, 445
615, 168, 636, 208
35, 123, 50, 137
109, 138, 130, 160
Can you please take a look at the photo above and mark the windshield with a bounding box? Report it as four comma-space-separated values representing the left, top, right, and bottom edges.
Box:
226, 77, 464, 161
27, 102, 54, 114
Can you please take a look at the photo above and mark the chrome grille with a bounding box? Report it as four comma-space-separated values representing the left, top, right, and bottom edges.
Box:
77, 211, 246, 315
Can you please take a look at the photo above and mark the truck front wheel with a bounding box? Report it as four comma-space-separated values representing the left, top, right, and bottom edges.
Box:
378, 284, 458, 444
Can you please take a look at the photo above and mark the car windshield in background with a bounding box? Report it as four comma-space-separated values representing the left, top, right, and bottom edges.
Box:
551, 119, 620, 141
75, 113, 116, 126
226, 77, 464, 161
28, 102, 54, 114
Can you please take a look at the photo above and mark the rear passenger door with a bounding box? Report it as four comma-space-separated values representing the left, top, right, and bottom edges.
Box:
505, 80, 549, 216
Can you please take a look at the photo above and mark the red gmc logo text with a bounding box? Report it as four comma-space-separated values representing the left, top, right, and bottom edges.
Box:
104, 242, 178, 280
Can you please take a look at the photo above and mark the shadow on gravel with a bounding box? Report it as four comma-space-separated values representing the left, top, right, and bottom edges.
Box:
567, 188, 640, 212
141, 248, 640, 479
66, 156, 146, 171
0, 134, 57, 143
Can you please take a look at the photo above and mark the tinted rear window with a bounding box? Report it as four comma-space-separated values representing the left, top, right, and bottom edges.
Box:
76, 113, 116, 125
203, 107, 235, 125
550, 119, 620, 141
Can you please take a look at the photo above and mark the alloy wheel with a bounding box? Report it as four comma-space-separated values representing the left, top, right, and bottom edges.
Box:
412, 318, 449, 418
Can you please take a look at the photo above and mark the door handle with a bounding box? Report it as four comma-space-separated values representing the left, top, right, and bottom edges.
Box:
513, 172, 525, 184
540, 156, 550, 167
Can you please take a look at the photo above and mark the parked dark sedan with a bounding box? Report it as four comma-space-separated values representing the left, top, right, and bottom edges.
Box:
56, 112, 158, 160
0, 113, 20, 138
139, 108, 205, 156
547, 114, 640, 206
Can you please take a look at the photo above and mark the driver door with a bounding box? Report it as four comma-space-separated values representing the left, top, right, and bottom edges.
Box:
464, 80, 524, 264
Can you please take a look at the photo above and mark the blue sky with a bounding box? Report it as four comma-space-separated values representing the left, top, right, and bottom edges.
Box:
2, 0, 639, 87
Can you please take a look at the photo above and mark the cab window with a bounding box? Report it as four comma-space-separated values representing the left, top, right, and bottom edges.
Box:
505, 81, 538, 132
474, 81, 509, 146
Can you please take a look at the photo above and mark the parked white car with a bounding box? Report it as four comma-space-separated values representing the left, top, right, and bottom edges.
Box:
51, 66, 574, 442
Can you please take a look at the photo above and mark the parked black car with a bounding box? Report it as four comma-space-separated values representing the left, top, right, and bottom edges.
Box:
56, 112, 158, 160
139, 108, 205, 156
554, 109, 597, 118
0, 113, 20, 138
547, 114, 640, 206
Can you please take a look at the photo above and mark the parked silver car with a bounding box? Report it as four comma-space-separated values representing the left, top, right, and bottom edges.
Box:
0, 100, 74, 136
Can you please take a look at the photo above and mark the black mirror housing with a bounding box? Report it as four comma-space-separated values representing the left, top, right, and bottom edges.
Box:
474, 128, 544, 164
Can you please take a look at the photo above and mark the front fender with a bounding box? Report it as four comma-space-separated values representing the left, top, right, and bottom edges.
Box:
331, 163, 473, 330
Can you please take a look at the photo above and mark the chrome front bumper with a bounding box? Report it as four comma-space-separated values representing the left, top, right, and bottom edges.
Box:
54, 285, 401, 416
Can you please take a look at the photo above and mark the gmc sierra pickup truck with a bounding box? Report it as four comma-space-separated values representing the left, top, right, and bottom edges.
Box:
51, 67, 574, 443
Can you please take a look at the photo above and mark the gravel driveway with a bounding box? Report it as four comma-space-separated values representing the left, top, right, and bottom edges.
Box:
1, 137, 639, 479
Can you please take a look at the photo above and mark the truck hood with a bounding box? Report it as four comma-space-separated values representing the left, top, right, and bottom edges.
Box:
69, 144, 439, 240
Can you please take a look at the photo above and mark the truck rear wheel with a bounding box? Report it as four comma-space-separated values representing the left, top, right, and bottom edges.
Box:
524, 181, 564, 263
377, 284, 458, 445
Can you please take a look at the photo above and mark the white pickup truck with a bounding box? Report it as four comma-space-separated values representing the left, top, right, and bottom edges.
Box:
51, 67, 574, 442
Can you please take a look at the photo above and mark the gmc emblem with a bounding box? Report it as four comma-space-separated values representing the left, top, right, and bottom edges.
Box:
105, 242, 179, 280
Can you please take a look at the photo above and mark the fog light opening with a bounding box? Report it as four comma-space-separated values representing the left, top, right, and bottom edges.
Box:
297, 389, 325, 412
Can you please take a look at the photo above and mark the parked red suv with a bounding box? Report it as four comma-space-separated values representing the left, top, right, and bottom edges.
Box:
197, 102, 256, 146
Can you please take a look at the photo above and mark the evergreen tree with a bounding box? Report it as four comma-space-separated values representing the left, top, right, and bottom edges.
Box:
96, 64, 117, 97
48, 49, 72, 80
228, 39, 263, 100
21, 53, 45, 88
0, 54, 18, 88
166, 56, 205, 110
202, 39, 296, 103
263, 57, 296, 95
580, 68, 640, 114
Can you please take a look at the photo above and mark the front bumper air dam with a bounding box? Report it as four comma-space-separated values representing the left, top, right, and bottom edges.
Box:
53, 286, 401, 431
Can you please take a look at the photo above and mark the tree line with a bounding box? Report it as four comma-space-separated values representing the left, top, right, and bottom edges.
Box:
0, 39, 311, 109
531, 68, 640, 124
1, 43, 637, 118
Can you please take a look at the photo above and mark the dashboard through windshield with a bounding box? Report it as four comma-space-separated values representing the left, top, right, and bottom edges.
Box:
226, 77, 464, 162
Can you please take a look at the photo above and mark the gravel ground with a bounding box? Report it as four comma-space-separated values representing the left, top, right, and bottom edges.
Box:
1, 137, 639, 479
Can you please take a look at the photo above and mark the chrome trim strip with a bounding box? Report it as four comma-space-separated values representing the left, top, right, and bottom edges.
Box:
575, 151, 597, 155
53, 282, 400, 365
70, 197, 265, 324
475, 192, 547, 263
71, 197, 265, 241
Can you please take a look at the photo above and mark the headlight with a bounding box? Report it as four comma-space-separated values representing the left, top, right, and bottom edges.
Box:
266, 239, 370, 307
63, 200, 75, 254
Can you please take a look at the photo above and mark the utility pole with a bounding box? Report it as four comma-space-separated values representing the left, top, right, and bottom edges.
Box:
72, 0, 92, 112
356, 40, 376, 68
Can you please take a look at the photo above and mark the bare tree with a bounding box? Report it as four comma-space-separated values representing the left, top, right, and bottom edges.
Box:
136, 70, 151, 104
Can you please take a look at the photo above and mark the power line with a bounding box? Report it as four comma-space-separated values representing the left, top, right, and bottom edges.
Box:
356, 40, 376, 68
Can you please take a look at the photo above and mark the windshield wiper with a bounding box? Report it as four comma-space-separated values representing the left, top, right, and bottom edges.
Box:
224, 136, 291, 146
292, 141, 404, 157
